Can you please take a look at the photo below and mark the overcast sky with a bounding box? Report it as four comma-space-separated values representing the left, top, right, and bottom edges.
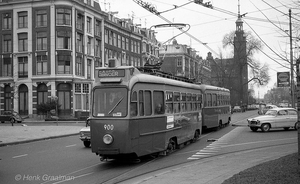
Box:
99, 0, 298, 99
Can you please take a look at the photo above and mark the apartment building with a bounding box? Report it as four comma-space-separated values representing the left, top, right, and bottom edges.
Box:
0, 0, 159, 118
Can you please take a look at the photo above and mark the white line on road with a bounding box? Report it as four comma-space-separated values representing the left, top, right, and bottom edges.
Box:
12, 154, 28, 158
65, 144, 77, 148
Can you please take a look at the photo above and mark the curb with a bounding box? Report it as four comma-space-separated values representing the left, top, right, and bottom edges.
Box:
0, 133, 79, 147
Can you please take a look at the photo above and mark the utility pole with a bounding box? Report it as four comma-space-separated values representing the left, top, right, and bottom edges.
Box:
289, 9, 295, 108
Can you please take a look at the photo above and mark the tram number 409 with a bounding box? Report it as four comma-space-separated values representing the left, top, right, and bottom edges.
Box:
104, 124, 114, 130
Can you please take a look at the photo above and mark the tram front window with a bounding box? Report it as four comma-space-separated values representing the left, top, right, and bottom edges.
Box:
93, 88, 127, 117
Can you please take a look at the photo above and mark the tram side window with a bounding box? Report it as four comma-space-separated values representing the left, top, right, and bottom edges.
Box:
181, 93, 186, 112
192, 94, 197, 110
144, 90, 152, 115
139, 91, 144, 116
165, 92, 173, 113
187, 93, 192, 111
130, 91, 137, 116
207, 93, 212, 107
154, 91, 164, 114
197, 94, 202, 109
174, 92, 180, 113
212, 94, 217, 106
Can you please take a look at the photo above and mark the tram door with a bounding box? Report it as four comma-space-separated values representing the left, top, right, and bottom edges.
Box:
57, 83, 71, 116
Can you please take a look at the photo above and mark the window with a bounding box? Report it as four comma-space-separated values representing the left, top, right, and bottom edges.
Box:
130, 91, 137, 116
2, 57, 12, 77
37, 55, 48, 75
75, 56, 83, 76
37, 83, 48, 105
18, 57, 28, 78
3, 34, 12, 53
87, 36, 92, 55
87, 59, 91, 79
177, 57, 182, 67
181, 93, 186, 112
154, 91, 164, 114
75, 83, 89, 111
87, 16, 91, 33
118, 35, 121, 48
76, 33, 83, 53
37, 32, 47, 51
2, 13, 11, 30
95, 39, 101, 57
56, 8, 71, 26
104, 29, 108, 44
109, 31, 113, 45
76, 13, 84, 30
174, 92, 180, 113
113, 33, 117, 46
18, 33, 28, 52
18, 11, 28, 28
212, 94, 217, 106
95, 20, 101, 36
56, 31, 71, 50
36, 10, 47, 27
165, 92, 173, 113
57, 54, 71, 74
145, 91, 152, 115
139, 91, 144, 116
125, 38, 129, 50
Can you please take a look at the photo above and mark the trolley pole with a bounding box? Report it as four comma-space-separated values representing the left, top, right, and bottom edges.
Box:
289, 9, 295, 108
296, 58, 300, 166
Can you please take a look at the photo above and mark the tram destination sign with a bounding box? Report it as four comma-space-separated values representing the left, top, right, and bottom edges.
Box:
98, 69, 125, 78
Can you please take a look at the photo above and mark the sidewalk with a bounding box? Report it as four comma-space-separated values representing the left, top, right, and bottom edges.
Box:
0, 117, 85, 147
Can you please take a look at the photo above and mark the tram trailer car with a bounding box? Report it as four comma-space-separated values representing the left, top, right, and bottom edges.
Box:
199, 85, 231, 130
90, 65, 203, 160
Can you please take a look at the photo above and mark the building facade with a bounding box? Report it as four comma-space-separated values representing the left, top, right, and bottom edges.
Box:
159, 39, 211, 84
0, 0, 159, 118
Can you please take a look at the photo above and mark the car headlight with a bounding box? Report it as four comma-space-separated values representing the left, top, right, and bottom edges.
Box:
103, 134, 113, 145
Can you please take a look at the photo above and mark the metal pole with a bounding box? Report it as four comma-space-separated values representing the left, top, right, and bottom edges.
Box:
290, 9, 295, 108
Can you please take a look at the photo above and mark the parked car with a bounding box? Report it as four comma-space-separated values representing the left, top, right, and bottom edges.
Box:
79, 120, 90, 148
232, 106, 242, 113
0, 110, 23, 124
248, 107, 299, 132
259, 104, 278, 115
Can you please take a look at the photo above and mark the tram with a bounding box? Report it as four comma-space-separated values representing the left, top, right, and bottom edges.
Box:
200, 85, 231, 130
90, 63, 203, 160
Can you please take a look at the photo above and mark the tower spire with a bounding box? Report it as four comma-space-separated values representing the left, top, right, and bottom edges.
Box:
238, 0, 240, 18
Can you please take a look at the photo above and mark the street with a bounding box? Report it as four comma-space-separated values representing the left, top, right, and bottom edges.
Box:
0, 110, 298, 184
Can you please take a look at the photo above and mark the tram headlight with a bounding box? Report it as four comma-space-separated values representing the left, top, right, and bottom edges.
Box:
103, 134, 113, 145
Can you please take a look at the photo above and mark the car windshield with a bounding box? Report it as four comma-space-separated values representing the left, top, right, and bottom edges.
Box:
92, 87, 127, 117
265, 110, 277, 116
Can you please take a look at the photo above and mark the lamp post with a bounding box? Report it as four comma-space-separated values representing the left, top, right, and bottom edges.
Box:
289, 9, 295, 108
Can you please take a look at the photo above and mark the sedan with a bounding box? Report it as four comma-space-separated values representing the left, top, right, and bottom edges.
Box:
79, 120, 91, 148
0, 110, 23, 124
248, 107, 299, 132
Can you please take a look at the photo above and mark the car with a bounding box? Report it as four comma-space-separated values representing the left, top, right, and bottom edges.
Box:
79, 120, 91, 148
232, 106, 242, 113
259, 104, 278, 115
248, 107, 299, 132
0, 110, 23, 124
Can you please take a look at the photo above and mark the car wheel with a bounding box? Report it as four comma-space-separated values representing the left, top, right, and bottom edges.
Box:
250, 127, 258, 132
1, 121, 4, 123
83, 141, 91, 148
295, 122, 299, 130
283, 127, 289, 131
261, 124, 270, 132
10, 118, 15, 124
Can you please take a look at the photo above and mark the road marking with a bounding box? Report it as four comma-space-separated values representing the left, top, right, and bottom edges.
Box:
188, 127, 245, 160
51, 172, 94, 184
12, 154, 28, 158
65, 144, 77, 148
